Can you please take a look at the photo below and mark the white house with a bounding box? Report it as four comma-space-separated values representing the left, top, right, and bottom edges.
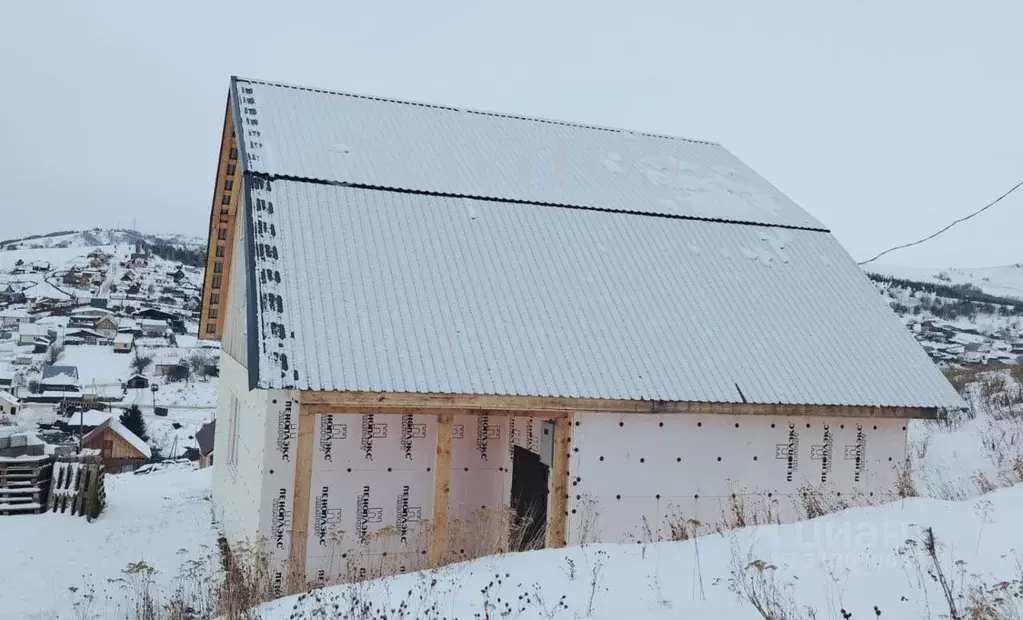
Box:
0, 309, 30, 329
200, 78, 964, 591
0, 391, 18, 416
17, 322, 47, 346
113, 332, 134, 353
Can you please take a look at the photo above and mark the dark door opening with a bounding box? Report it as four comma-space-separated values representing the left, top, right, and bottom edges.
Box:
510, 445, 549, 551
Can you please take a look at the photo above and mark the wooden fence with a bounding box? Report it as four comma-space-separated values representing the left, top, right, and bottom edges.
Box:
0, 455, 52, 516
47, 455, 106, 520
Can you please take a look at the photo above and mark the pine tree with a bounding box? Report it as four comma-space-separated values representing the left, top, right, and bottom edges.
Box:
119, 405, 149, 442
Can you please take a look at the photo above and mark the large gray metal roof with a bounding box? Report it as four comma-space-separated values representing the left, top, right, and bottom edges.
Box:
232, 78, 825, 230
244, 177, 963, 409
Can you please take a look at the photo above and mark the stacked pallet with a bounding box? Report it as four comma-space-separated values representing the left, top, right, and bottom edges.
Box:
48, 455, 105, 520
0, 455, 52, 516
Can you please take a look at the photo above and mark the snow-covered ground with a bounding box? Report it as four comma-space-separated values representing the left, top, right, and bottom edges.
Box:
261, 485, 1023, 620
62, 344, 134, 396
0, 463, 215, 620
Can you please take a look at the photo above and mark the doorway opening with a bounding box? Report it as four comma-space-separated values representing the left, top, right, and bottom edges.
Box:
510, 445, 549, 551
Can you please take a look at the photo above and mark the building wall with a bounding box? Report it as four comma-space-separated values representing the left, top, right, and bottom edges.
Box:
84, 427, 147, 461
564, 412, 908, 545
300, 412, 511, 585
212, 354, 277, 551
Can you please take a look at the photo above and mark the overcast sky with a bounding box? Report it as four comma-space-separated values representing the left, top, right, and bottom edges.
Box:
1, 0, 1020, 267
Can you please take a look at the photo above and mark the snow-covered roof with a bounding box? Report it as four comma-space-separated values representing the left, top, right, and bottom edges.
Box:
231, 78, 825, 230
82, 417, 151, 459
67, 409, 111, 427
153, 356, 181, 366
140, 319, 168, 329
0, 390, 18, 405
41, 365, 79, 385
17, 323, 46, 336
242, 177, 964, 409
70, 307, 114, 316
113, 333, 134, 344
66, 328, 104, 338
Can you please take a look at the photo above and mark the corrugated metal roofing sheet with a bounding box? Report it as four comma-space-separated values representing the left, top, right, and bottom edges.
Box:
246, 178, 963, 408
232, 78, 825, 230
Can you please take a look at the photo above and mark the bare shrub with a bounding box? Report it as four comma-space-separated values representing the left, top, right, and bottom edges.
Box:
729, 542, 817, 620
131, 353, 153, 375
796, 485, 847, 520
894, 460, 919, 498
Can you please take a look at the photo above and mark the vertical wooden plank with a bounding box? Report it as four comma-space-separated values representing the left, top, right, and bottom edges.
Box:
288, 403, 315, 587
548, 414, 572, 548
428, 412, 454, 567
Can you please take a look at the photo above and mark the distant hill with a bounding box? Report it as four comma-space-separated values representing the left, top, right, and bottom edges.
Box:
0, 229, 207, 268
0, 229, 204, 252
868, 264, 1023, 366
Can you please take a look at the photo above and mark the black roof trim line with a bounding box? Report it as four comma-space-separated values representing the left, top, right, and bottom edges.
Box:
241, 171, 832, 234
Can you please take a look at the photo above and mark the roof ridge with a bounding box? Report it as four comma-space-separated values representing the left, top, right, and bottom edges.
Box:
244, 171, 832, 233
232, 76, 720, 147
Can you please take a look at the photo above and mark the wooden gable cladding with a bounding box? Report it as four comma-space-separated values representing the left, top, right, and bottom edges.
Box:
84, 426, 148, 461
199, 98, 242, 340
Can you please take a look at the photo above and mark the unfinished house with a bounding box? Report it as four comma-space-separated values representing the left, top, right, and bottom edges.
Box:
200, 77, 964, 589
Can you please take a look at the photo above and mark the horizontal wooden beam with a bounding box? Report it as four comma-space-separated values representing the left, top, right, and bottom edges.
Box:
297, 391, 936, 419
299, 404, 571, 418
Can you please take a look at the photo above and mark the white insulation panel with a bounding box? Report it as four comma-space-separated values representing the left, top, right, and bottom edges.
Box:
566, 412, 907, 544
303, 412, 511, 582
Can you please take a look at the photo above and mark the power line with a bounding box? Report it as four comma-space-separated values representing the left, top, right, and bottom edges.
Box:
857, 177, 1023, 266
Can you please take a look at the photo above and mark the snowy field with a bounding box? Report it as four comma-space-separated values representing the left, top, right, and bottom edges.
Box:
1, 463, 1021, 620
0, 464, 215, 620
62, 345, 134, 397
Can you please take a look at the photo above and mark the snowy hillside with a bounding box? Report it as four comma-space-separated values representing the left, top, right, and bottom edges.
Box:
875, 263, 1023, 301
0, 228, 204, 252
869, 264, 1023, 366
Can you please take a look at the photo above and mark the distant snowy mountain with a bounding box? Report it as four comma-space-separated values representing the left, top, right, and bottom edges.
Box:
0, 228, 204, 252
868, 264, 1023, 366
873, 263, 1023, 301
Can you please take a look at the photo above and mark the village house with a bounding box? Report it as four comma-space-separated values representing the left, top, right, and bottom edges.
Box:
81, 415, 151, 473
64, 328, 107, 346
196, 420, 215, 469
199, 78, 964, 587
152, 357, 183, 377
0, 308, 30, 329
124, 374, 149, 389
40, 365, 80, 394
0, 391, 18, 416
17, 322, 47, 346
0, 369, 14, 391
139, 319, 169, 338
113, 332, 134, 353
134, 307, 177, 322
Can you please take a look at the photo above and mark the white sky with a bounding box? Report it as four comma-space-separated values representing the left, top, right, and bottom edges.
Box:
1, 0, 1020, 267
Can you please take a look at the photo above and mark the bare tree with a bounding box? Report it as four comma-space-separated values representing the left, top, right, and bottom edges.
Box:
187, 350, 216, 382
46, 341, 65, 365
131, 352, 153, 374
